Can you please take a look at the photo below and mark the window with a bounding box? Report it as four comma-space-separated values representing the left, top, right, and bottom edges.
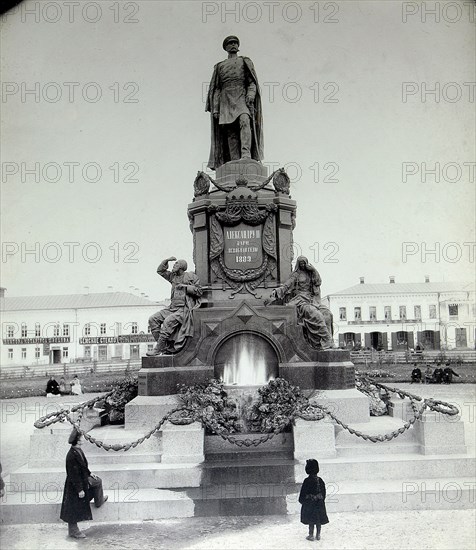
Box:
84, 324, 91, 336
354, 307, 361, 321
21, 323, 27, 338
53, 324, 60, 337
384, 306, 392, 321
414, 305, 421, 320
8, 349, 13, 359
369, 306, 377, 321
100, 323, 106, 335
448, 304, 458, 318
84, 346, 91, 359
98, 345, 108, 360
339, 307, 347, 321
7, 325, 15, 338
147, 344, 154, 354
131, 322, 138, 334
399, 306, 407, 320
21, 348, 27, 359
63, 324, 70, 337
35, 323, 41, 337
35, 347, 40, 358
429, 305, 437, 319
62, 347, 69, 358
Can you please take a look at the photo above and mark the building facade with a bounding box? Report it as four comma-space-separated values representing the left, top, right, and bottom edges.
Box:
0, 290, 166, 367
327, 278, 475, 351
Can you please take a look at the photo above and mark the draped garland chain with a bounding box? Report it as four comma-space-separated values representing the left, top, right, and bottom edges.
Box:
33, 377, 459, 451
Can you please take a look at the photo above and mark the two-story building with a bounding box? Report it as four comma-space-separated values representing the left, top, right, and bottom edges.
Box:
327, 277, 475, 351
0, 289, 167, 367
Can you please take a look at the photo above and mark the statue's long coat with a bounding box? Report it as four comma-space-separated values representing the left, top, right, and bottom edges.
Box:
206, 56, 264, 170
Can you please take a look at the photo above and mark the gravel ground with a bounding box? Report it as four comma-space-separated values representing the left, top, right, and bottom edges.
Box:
0, 384, 475, 549
0, 510, 475, 550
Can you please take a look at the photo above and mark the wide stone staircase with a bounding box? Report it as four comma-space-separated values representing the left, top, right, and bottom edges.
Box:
1, 406, 474, 524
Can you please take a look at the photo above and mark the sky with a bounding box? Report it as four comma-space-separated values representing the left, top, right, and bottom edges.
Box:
1, 0, 475, 301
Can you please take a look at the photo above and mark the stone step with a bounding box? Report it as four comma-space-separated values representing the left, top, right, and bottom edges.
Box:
7, 454, 475, 491
337, 443, 421, 456
205, 450, 294, 462
201, 458, 297, 485
1, 476, 474, 524
299, 455, 476, 482
28, 425, 162, 467
7, 462, 202, 492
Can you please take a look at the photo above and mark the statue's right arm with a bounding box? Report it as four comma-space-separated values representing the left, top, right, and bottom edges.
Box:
206, 64, 219, 115
212, 86, 220, 118
212, 64, 221, 118
157, 258, 175, 282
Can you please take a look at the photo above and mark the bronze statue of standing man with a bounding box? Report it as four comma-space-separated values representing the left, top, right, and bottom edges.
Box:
206, 36, 264, 170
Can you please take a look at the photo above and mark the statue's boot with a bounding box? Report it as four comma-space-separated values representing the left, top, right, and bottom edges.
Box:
320, 339, 335, 350
146, 335, 168, 356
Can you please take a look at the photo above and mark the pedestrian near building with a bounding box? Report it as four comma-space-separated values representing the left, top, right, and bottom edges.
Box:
424, 365, 433, 384
298, 459, 329, 541
46, 376, 60, 396
433, 364, 444, 384
411, 364, 422, 384
59, 376, 69, 395
70, 375, 83, 395
443, 363, 460, 384
60, 428, 108, 539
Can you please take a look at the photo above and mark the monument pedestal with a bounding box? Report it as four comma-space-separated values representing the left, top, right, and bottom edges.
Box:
310, 388, 370, 425
413, 410, 467, 455
215, 158, 268, 188
161, 422, 205, 463
139, 355, 214, 396
279, 350, 355, 391
293, 418, 337, 459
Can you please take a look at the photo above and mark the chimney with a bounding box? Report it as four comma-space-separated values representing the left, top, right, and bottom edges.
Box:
425, 275, 430, 283
0, 287, 6, 298
359, 277, 365, 284
83, 286, 89, 294
389, 276, 395, 284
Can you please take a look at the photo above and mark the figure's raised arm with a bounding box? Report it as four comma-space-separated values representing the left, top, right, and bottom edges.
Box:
157, 257, 177, 281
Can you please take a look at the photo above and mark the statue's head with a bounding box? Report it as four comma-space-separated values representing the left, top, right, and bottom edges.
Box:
172, 259, 188, 274
295, 256, 309, 271
223, 35, 240, 52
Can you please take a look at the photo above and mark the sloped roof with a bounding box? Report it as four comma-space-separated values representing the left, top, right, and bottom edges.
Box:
0, 292, 161, 311
328, 281, 474, 297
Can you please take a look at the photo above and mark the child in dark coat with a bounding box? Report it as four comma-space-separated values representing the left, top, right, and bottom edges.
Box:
298, 459, 329, 541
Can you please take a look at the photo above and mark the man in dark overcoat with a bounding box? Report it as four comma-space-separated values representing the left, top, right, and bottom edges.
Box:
46, 376, 60, 395
60, 429, 107, 538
